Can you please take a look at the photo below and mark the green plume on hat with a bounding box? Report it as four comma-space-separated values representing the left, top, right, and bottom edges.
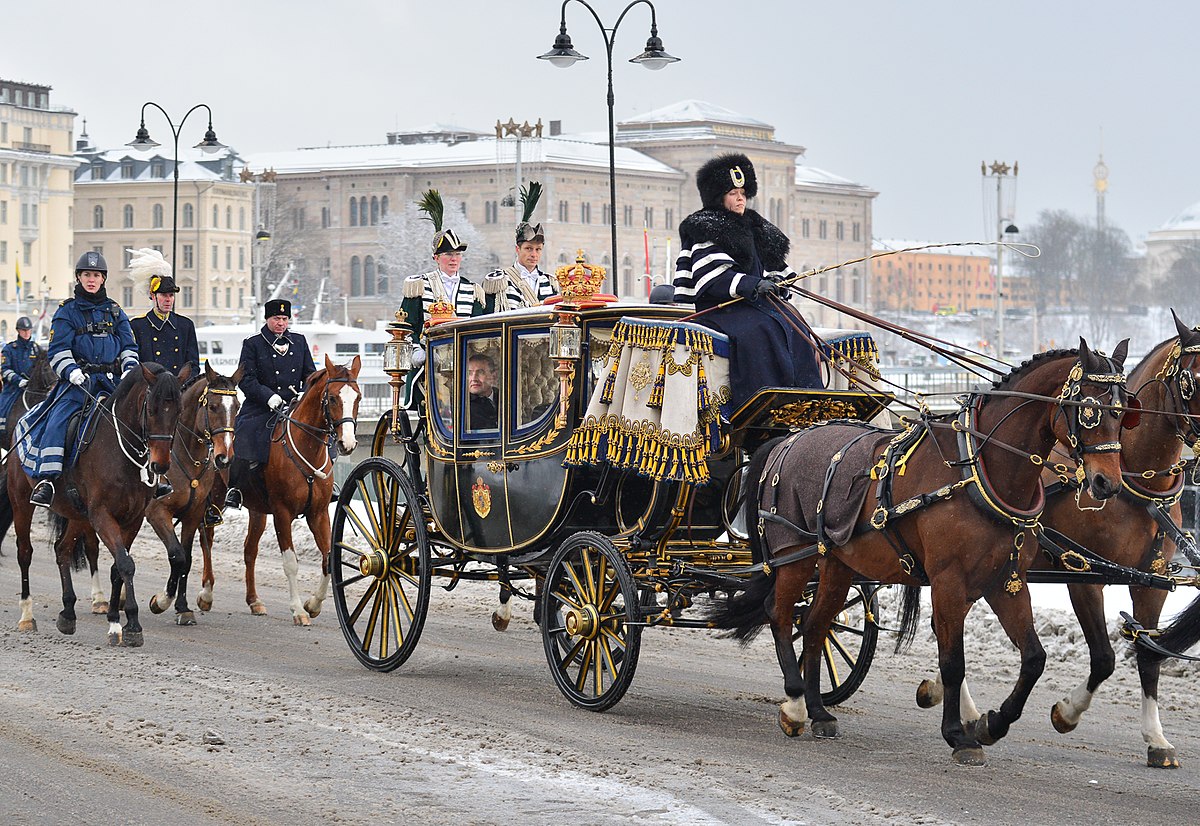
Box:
519, 181, 542, 224
417, 189, 445, 231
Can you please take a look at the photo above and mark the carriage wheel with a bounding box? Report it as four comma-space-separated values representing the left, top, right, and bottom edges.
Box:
331, 457, 430, 672
794, 582, 880, 706
541, 531, 642, 712
370, 410, 393, 457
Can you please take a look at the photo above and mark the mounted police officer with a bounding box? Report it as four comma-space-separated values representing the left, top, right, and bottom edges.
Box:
128, 248, 199, 383
0, 316, 39, 443
224, 298, 316, 509
483, 181, 558, 312
14, 251, 141, 507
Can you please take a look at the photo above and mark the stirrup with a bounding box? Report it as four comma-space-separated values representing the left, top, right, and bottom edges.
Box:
30, 479, 55, 508
203, 504, 224, 527
154, 481, 174, 499
224, 487, 243, 510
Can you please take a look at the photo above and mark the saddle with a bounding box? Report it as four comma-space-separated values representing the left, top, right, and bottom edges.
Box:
66, 392, 108, 467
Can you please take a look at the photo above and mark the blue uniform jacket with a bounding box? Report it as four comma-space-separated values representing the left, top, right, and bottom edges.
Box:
131, 311, 199, 380
0, 337, 38, 421
234, 326, 317, 463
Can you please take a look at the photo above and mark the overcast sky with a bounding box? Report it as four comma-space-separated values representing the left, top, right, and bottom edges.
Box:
8, 1, 1194, 246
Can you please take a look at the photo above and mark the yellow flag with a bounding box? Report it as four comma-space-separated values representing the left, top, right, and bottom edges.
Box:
14, 259, 20, 291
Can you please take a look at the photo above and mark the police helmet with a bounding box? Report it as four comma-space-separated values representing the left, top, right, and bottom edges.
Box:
74, 250, 108, 275
15, 316, 32, 331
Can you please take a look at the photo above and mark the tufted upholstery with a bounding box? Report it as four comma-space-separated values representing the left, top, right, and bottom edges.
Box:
516, 335, 557, 426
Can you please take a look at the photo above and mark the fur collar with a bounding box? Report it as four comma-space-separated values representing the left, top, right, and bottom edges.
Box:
678, 208, 789, 271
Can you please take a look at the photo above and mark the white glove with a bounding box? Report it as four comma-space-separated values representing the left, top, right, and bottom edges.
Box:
18, 378, 28, 388
411, 346, 427, 368
268, 394, 284, 410
69, 371, 86, 386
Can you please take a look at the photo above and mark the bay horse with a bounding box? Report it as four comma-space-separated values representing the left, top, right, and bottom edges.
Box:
144, 362, 241, 625
707, 341, 1130, 765
237, 355, 361, 625
2, 348, 56, 448
0, 363, 185, 646
916, 312, 1199, 768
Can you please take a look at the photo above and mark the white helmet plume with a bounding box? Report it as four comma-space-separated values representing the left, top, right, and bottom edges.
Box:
126, 247, 172, 281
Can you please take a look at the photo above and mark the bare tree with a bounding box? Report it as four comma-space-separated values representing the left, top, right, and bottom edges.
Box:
1157, 241, 1200, 322
377, 197, 487, 285
1016, 209, 1086, 314
1079, 223, 1136, 342
256, 187, 328, 323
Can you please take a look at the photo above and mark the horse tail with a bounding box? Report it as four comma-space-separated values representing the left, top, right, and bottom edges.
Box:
48, 512, 87, 572
893, 584, 922, 653
744, 435, 787, 566
1142, 592, 1200, 663
703, 572, 776, 645
0, 469, 11, 552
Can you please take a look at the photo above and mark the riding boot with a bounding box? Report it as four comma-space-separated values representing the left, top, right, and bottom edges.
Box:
203, 503, 224, 527
224, 457, 249, 510
154, 478, 174, 499
30, 477, 56, 508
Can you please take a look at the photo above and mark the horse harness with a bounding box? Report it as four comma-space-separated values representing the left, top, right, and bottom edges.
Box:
273, 374, 357, 516
171, 384, 238, 515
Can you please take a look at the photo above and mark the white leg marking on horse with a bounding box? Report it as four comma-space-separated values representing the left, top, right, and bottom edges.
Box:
780, 697, 805, 722
108, 621, 122, 638
199, 584, 213, 605
281, 549, 304, 616
1057, 682, 1094, 728
90, 570, 105, 605
18, 596, 34, 625
1141, 696, 1174, 750
959, 679, 981, 723
312, 572, 330, 602
495, 601, 511, 623
338, 385, 358, 453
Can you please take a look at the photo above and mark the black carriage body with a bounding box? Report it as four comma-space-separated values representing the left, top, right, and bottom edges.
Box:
419, 302, 721, 558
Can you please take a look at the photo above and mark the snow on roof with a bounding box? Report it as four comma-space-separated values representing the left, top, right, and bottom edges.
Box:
795, 164, 875, 195
619, 99, 772, 129
244, 136, 680, 177
873, 240, 993, 258
1158, 200, 1200, 232
74, 146, 240, 184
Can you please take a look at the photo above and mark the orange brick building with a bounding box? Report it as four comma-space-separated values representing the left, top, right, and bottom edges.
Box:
870, 241, 1031, 314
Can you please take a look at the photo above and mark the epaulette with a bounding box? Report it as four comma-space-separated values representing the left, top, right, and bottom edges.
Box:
472, 284, 484, 304
482, 272, 507, 294
59, 299, 69, 307
403, 275, 425, 299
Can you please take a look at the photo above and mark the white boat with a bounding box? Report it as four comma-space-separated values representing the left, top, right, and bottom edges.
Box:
196, 322, 391, 416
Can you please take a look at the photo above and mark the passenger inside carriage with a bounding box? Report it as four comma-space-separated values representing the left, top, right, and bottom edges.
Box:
673, 153, 823, 409
466, 352, 499, 431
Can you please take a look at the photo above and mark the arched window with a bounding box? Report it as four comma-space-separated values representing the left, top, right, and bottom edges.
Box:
350, 256, 361, 296
226, 206, 232, 229
358, 198, 369, 227
212, 205, 219, 228
364, 256, 376, 295
349, 197, 358, 227
152, 203, 164, 228
621, 255, 634, 298
239, 207, 246, 231
92, 205, 104, 229
370, 196, 379, 226
182, 203, 194, 228
380, 196, 389, 220
377, 262, 388, 294
123, 204, 134, 228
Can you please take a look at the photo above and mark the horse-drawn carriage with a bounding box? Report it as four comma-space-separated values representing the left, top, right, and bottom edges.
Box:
329, 257, 890, 710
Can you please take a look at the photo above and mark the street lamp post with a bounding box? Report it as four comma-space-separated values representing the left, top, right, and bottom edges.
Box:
538, 0, 679, 295
127, 102, 226, 275
982, 160, 1018, 359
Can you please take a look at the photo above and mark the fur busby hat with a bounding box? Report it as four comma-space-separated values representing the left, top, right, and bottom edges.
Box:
417, 189, 468, 257
515, 181, 545, 245
127, 247, 176, 293
695, 153, 757, 210
264, 299, 292, 318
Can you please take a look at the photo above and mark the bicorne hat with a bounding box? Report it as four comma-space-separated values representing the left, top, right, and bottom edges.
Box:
515, 181, 545, 245
417, 189, 468, 257
149, 274, 180, 294
264, 299, 292, 318
695, 153, 758, 210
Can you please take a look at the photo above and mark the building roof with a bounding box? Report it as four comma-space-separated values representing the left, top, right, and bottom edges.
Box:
796, 164, 876, 197
243, 135, 680, 177
74, 146, 243, 184
618, 99, 773, 129
616, 99, 778, 144
1157, 200, 1200, 232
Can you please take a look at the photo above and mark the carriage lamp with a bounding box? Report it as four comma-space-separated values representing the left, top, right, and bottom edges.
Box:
550, 313, 583, 360
384, 309, 415, 438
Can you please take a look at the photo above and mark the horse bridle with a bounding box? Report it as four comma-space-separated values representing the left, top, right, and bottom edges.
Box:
1053, 356, 1129, 460
172, 384, 238, 487
1152, 337, 1200, 447
279, 372, 360, 481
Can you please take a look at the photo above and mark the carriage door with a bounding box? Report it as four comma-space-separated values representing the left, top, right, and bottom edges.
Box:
456, 333, 510, 551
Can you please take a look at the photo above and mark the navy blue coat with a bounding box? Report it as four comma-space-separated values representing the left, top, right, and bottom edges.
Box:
0, 336, 38, 421
131, 311, 199, 380
234, 326, 317, 463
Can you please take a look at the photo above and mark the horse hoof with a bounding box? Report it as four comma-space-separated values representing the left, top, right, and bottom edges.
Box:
91, 602, 109, 615
971, 711, 1002, 746
123, 629, 144, 648
249, 601, 267, 616
1148, 747, 1180, 769
17, 618, 37, 633
148, 594, 168, 615
108, 631, 122, 647
55, 615, 76, 635
777, 710, 805, 738
303, 598, 322, 618
1050, 703, 1078, 734
811, 719, 840, 739
292, 613, 311, 627
197, 595, 213, 612
916, 678, 943, 709
175, 612, 197, 627
952, 746, 988, 766
491, 611, 510, 632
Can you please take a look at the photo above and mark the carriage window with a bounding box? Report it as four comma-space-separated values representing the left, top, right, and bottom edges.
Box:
587, 326, 615, 393
514, 332, 557, 430
463, 336, 501, 435
429, 340, 455, 436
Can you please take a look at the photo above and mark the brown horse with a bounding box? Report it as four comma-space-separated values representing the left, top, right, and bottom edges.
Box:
916, 313, 1199, 768
143, 362, 242, 625
0, 363, 185, 646
707, 341, 1130, 765
2, 348, 56, 448
236, 355, 361, 625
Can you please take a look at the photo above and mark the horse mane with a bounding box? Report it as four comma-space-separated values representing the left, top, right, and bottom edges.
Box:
990, 348, 1078, 391
112, 362, 180, 411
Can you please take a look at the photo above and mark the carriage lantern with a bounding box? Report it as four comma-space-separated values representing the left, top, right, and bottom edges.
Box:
383, 309, 415, 436
550, 249, 605, 359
